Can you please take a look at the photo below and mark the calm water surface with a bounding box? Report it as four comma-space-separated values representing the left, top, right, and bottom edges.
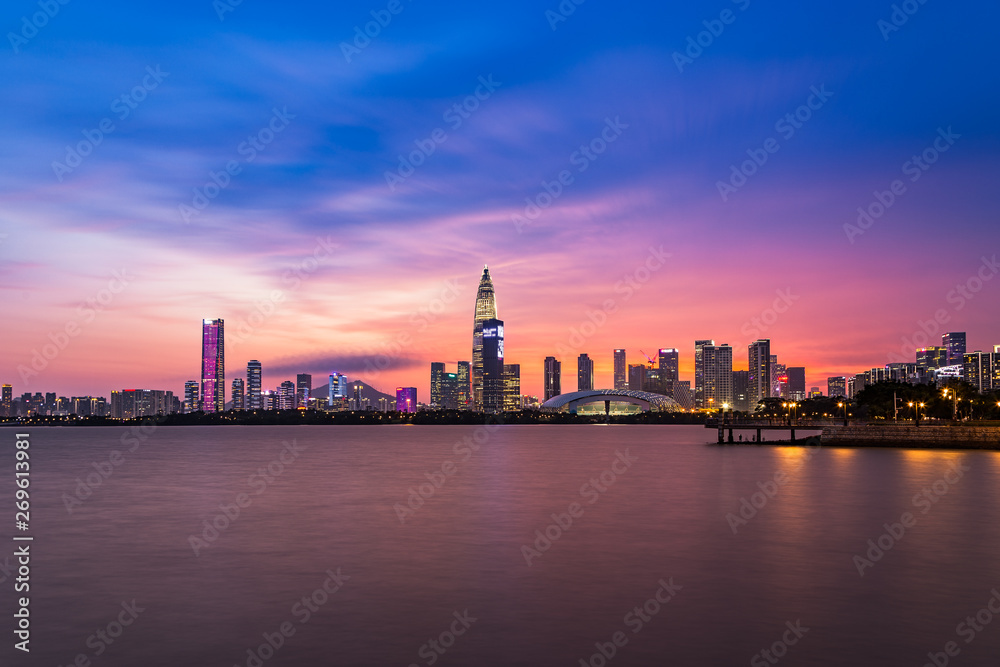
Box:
3, 424, 1000, 666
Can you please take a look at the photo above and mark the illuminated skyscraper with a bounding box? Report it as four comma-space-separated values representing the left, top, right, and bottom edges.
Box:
328, 372, 346, 407
472, 266, 498, 411
201, 318, 225, 413
430, 362, 445, 407
748, 339, 771, 407
296, 373, 312, 408
916, 347, 948, 373
827, 376, 847, 398
183, 380, 200, 413
396, 387, 417, 413
1, 384, 11, 417
456, 361, 471, 409
613, 349, 627, 390
943, 332, 967, 366
231, 378, 245, 411
577, 354, 594, 391
481, 318, 504, 412
732, 370, 750, 411
503, 363, 521, 411
544, 356, 561, 401
278, 381, 295, 410
694, 340, 713, 407
702, 343, 733, 408
247, 360, 262, 410
963, 352, 994, 393
658, 348, 679, 395
441, 372, 459, 409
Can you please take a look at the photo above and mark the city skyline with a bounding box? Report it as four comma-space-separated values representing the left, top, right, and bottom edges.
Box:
2, 2, 999, 402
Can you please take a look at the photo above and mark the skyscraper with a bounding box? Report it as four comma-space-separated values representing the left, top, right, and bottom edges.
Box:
430, 362, 445, 407
943, 332, 967, 366
472, 266, 498, 411
396, 387, 417, 413
702, 343, 733, 408
628, 364, 647, 391
456, 361, 471, 409
963, 352, 994, 393
916, 347, 949, 373
578, 353, 594, 391
481, 318, 505, 413
442, 372, 459, 409
732, 370, 750, 412
613, 349, 627, 390
544, 356, 561, 401
201, 318, 225, 413
748, 339, 771, 408
694, 340, 713, 407
827, 376, 847, 398
658, 348, 679, 396
1, 384, 11, 417
786, 367, 806, 401
503, 364, 521, 411
183, 380, 200, 413
278, 381, 295, 410
296, 373, 312, 408
328, 372, 346, 407
231, 378, 245, 411
247, 360, 262, 410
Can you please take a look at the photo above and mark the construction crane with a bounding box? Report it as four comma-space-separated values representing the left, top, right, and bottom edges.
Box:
640, 350, 657, 367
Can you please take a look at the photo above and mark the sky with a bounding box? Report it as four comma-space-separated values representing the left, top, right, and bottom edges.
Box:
1, 0, 999, 400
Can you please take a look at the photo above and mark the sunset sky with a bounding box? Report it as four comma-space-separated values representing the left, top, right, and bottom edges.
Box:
2, 0, 998, 400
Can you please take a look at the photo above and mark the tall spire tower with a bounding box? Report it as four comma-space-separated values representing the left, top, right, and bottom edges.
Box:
472, 265, 498, 411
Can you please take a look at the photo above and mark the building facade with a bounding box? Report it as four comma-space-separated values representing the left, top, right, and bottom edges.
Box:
577, 353, 594, 392
472, 266, 498, 411
748, 339, 771, 408
246, 360, 262, 410
544, 356, 561, 401
481, 318, 505, 413
613, 349, 627, 390
231, 378, 245, 411
396, 387, 417, 413
201, 318, 225, 413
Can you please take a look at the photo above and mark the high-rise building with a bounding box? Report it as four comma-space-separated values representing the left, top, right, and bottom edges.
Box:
441, 372, 459, 409
628, 364, 647, 392
456, 361, 471, 409
963, 352, 994, 393
1, 384, 11, 417
396, 387, 417, 413
201, 318, 225, 413
328, 372, 346, 407
748, 339, 771, 408
786, 367, 806, 401
672, 381, 694, 409
295, 374, 312, 408
943, 332, 967, 366
352, 383, 363, 410
613, 349, 627, 390
577, 353, 594, 391
246, 360, 262, 410
694, 340, 713, 407
278, 381, 295, 410
503, 364, 521, 411
183, 380, 200, 413
732, 371, 750, 412
544, 356, 561, 401
916, 347, 949, 372
828, 377, 847, 398
472, 266, 498, 411
430, 362, 445, 407
481, 318, 505, 413
231, 378, 245, 411
658, 349, 679, 395
702, 343, 733, 409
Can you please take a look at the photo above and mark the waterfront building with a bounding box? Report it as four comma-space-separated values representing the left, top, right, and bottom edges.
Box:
544, 356, 561, 401
201, 318, 225, 413
472, 266, 498, 411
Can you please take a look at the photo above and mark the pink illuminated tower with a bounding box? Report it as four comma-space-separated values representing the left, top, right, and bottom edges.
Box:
201, 318, 225, 413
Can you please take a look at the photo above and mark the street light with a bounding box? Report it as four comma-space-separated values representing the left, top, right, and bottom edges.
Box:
907, 401, 926, 426
837, 401, 849, 426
